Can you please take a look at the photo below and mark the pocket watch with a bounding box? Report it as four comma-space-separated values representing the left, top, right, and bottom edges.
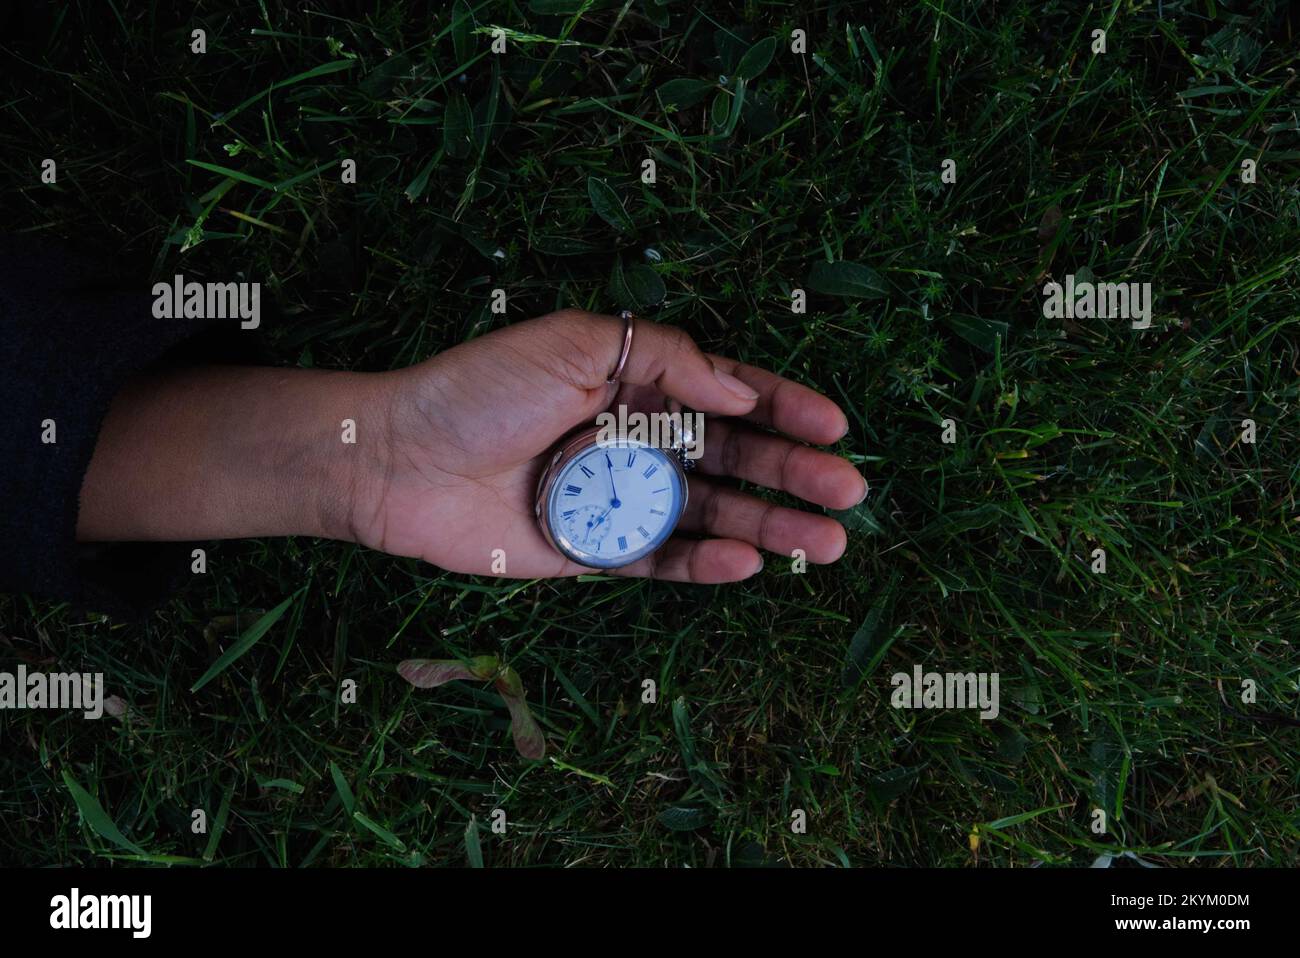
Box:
533, 311, 698, 569
533, 424, 694, 568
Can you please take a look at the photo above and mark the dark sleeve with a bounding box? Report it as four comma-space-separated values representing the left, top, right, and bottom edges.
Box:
0, 235, 268, 619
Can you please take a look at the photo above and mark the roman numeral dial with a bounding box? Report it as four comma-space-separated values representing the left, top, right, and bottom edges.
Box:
545, 439, 685, 568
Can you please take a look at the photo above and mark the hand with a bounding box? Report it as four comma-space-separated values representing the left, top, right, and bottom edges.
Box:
79, 309, 866, 584
345, 309, 867, 583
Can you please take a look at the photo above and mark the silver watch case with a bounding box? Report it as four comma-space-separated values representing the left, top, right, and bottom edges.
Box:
534, 424, 690, 568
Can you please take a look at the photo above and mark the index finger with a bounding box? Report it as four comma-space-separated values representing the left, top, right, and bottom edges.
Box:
552, 310, 761, 416
705, 353, 850, 445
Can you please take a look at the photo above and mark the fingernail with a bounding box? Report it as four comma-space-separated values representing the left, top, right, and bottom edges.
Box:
753, 555, 765, 575
713, 366, 759, 401
855, 479, 869, 505
835, 413, 851, 441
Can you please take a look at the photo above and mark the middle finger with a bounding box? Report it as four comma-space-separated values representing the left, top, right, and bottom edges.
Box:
693, 417, 866, 510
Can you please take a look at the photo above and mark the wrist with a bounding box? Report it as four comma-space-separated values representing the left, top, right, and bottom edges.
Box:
78, 365, 398, 544
268, 368, 398, 544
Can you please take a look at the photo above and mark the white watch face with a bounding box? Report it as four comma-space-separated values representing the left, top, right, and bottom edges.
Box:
544, 438, 686, 568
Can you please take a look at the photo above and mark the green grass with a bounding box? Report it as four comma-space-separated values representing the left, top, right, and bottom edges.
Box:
2, 0, 1299, 867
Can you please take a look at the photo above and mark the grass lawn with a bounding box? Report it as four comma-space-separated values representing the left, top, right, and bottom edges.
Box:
1, 0, 1298, 867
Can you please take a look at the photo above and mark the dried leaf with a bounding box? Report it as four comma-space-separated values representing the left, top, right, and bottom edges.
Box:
398, 655, 498, 687
496, 668, 545, 759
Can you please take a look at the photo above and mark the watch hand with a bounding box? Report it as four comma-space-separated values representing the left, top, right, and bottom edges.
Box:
605, 454, 621, 508
587, 505, 613, 542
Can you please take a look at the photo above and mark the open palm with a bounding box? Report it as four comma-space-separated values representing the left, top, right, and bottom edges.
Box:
348, 309, 866, 582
